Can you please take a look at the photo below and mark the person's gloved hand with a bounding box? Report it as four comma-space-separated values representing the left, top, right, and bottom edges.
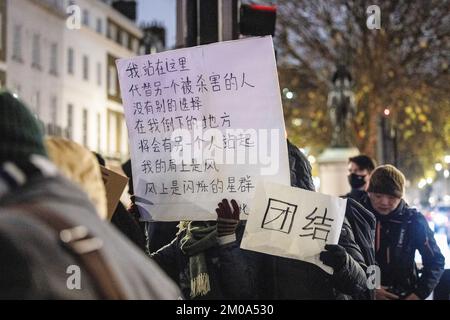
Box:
319, 244, 348, 272
215, 199, 240, 237
128, 195, 141, 223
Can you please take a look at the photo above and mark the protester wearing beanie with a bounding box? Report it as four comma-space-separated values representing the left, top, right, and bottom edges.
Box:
0, 91, 47, 163
365, 165, 405, 215
0, 90, 181, 299
368, 164, 405, 198
362, 165, 444, 300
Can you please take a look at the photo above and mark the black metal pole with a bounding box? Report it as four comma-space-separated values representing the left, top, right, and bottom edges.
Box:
393, 125, 398, 167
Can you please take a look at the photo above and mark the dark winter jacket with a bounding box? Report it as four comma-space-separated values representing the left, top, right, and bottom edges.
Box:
363, 197, 445, 299
0, 157, 180, 300
344, 189, 367, 204
146, 221, 179, 254
287, 139, 315, 191
344, 198, 376, 275
250, 141, 376, 299
122, 159, 179, 256
254, 212, 372, 300
111, 202, 147, 251
151, 223, 256, 300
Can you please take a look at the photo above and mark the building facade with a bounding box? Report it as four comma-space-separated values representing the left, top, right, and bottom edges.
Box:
6, 0, 65, 134
3, 0, 142, 162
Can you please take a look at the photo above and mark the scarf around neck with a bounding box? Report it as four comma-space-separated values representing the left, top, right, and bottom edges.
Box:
179, 221, 218, 299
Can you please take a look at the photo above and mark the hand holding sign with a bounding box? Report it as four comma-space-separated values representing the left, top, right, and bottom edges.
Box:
216, 199, 240, 237
320, 244, 347, 272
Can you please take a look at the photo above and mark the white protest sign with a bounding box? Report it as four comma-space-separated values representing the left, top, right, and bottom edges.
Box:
116, 36, 290, 221
240, 181, 347, 274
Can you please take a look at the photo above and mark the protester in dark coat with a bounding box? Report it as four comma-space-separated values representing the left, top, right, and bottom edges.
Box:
362, 165, 445, 300
111, 202, 147, 251
287, 139, 316, 191
253, 140, 375, 299
344, 155, 376, 203
260, 213, 373, 299
0, 91, 180, 299
151, 199, 256, 300
92, 155, 146, 251
122, 159, 178, 254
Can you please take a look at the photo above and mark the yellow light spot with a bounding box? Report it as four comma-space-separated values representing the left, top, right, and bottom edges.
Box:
419, 39, 428, 48
418, 114, 427, 122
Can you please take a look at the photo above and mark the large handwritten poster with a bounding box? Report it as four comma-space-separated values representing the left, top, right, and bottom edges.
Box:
116, 36, 290, 221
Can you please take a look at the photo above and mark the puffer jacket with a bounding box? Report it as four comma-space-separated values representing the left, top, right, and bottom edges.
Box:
363, 198, 445, 299
254, 213, 372, 300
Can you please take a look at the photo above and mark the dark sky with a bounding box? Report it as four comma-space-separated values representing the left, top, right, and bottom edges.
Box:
137, 0, 176, 49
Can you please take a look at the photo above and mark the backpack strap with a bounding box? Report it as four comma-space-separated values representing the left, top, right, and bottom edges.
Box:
4, 203, 127, 300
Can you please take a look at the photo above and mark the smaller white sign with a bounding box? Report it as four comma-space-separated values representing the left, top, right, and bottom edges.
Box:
241, 181, 347, 274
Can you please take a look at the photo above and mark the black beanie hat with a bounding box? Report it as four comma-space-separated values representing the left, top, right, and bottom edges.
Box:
0, 91, 47, 163
367, 165, 405, 198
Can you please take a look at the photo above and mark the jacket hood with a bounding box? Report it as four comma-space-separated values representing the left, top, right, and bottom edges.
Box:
45, 137, 107, 220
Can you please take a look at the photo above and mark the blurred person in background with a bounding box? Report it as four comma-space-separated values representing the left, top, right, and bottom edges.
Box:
122, 159, 178, 254
151, 199, 255, 300
92, 154, 146, 251
344, 155, 376, 204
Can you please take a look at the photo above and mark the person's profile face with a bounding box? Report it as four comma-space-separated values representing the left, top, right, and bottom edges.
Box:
348, 162, 371, 184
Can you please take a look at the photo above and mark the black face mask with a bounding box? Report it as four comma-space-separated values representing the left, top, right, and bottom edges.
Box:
348, 173, 366, 189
